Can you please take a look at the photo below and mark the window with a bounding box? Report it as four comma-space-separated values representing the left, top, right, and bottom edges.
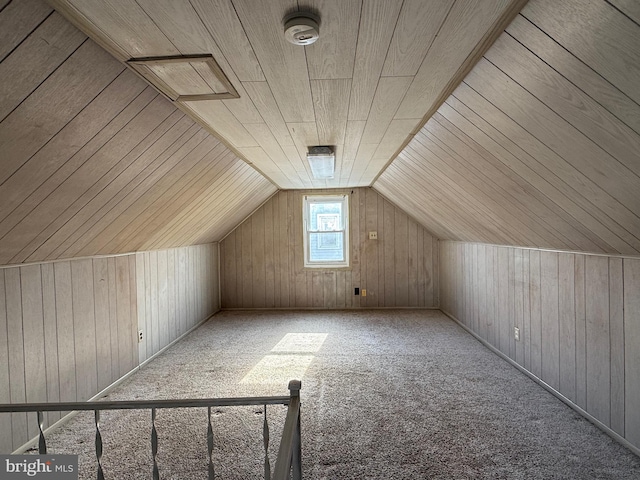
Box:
303, 195, 349, 268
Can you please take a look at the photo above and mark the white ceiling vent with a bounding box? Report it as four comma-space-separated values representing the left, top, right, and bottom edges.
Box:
284, 13, 320, 45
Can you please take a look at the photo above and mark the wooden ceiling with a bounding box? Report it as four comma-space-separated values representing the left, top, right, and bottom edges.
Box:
0, 0, 276, 265
47, 0, 526, 189
375, 0, 640, 255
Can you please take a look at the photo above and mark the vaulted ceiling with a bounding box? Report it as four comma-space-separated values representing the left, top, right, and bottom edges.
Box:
0, 0, 639, 264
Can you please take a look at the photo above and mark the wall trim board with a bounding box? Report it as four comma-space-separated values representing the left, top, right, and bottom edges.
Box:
441, 240, 640, 261
440, 308, 640, 458
11, 308, 220, 454
0, 243, 218, 270
221, 307, 441, 312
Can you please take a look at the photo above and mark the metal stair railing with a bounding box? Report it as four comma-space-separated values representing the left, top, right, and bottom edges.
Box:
0, 380, 302, 480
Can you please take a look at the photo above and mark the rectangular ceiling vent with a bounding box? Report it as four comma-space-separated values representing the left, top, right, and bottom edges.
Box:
127, 54, 239, 102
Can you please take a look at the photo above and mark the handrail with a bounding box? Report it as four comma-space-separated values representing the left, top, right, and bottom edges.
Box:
0, 382, 302, 479
0, 396, 290, 412
273, 380, 302, 480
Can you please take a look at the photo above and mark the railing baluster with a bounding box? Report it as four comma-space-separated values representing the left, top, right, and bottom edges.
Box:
263, 404, 270, 480
151, 408, 159, 480
95, 410, 105, 480
207, 406, 214, 480
37, 411, 47, 454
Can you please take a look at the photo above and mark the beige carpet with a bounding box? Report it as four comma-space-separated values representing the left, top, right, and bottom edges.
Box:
38, 310, 640, 479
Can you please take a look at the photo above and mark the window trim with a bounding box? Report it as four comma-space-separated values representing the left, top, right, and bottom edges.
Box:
303, 194, 350, 268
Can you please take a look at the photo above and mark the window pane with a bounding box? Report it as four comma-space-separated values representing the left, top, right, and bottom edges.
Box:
309, 202, 342, 230
309, 232, 344, 262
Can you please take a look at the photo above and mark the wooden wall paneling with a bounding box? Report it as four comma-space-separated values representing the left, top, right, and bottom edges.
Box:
240, 220, 253, 308
381, 0, 453, 77
0, 12, 85, 121
407, 214, 418, 307
624, 258, 640, 446
167, 248, 177, 340
220, 234, 233, 307
0, 270, 12, 453
19, 265, 46, 439
609, 257, 625, 436
0, 71, 149, 243
610, 0, 640, 24
148, 251, 159, 355
53, 261, 75, 419
37, 112, 192, 261
376, 194, 385, 308
304, 0, 361, 80
522, 249, 531, 371
5, 267, 27, 450
522, 0, 640, 105
383, 199, 395, 306
70, 259, 97, 402
177, 248, 187, 335
348, 0, 403, 121
0, 0, 52, 60
311, 78, 351, 146
93, 134, 219, 254
40, 264, 60, 426
574, 253, 587, 410
585, 256, 611, 426
418, 124, 556, 247
5, 94, 177, 263
65, 126, 207, 257
416, 224, 426, 307
464, 59, 640, 245
251, 207, 266, 308
135, 253, 147, 364
107, 258, 119, 390
231, 0, 314, 123
448, 84, 638, 255
128, 254, 137, 369
0, 41, 125, 188
528, 250, 542, 378
508, 248, 516, 360
394, 210, 409, 306
430, 109, 587, 250
496, 248, 509, 356
558, 253, 576, 402
506, 14, 640, 135
395, 0, 508, 119
92, 258, 112, 391
115, 256, 134, 377
540, 251, 559, 390
485, 32, 640, 179
514, 248, 524, 365
157, 250, 169, 348
264, 200, 275, 308
397, 146, 515, 244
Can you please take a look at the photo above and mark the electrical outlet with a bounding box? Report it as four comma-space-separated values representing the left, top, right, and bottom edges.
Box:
138, 330, 144, 343
368, 231, 378, 240
362, 289, 367, 297
354, 287, 360, 296
514, 327, 520, 342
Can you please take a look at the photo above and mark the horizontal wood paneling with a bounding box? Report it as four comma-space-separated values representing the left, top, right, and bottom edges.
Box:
375, 0, 640, 255
0, 2, 275, 265
220, 188, 438, 309
440, 241, 640, 451
135, 244, 219, 363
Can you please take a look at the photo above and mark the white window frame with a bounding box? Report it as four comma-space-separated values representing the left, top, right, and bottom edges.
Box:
303, 195, 349, 268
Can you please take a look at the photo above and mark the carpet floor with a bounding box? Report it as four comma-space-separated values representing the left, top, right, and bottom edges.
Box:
39, 310, 640, 479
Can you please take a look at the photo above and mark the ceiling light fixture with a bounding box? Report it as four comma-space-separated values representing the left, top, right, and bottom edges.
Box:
307, 146, 335, 179
283, 12, 320, 45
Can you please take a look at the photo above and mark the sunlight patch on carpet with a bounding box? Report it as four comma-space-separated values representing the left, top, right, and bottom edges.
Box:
240, 355, 314, 384
270, 333, 328, 353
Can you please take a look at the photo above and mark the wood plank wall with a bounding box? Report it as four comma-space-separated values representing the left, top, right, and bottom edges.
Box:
0, 0, 276, 265
220, 188, 438, 309
0, 243, 219, 453
375, 0, 640, 256
0, 254, 137, 453
135, 244, 219, 364
439, 241, 640, 451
